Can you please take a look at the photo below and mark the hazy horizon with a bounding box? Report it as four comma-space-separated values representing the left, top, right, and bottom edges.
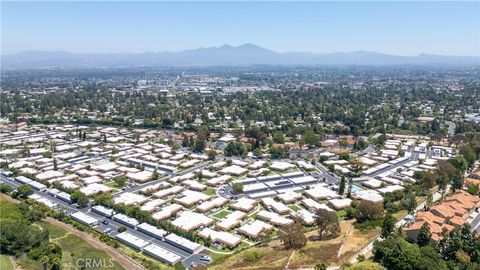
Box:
2, 1, 479, 57
4, 43, 480, 57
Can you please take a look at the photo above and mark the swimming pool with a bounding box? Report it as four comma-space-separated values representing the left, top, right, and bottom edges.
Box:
349, 184, 365, 193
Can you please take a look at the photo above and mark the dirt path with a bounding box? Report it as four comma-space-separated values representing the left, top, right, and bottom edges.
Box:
50, 231, 72, 241
337, 223, 353, 258
9, 257, 23, 270
284, 250, 296, 269
46, 217, 145, 270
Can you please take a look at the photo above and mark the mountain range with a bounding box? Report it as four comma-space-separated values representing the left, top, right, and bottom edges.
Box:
2, 44, 479, 69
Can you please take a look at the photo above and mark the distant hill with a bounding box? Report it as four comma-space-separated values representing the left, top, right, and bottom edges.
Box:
2, 44, 479, 69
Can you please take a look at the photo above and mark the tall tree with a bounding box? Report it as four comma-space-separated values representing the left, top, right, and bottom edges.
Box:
356, 200, 384, 223
339, 176, 346, 195
278, 217, 307, 249
416, 222, 431, 247
315, 208, 340, 240
381, 213, 396, 239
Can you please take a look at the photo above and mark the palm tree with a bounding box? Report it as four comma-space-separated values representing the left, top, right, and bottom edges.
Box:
40, 255, 49, 270
51, 256, 62, 270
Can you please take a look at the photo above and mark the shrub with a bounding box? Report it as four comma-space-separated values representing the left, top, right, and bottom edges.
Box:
243, 251, 263, 262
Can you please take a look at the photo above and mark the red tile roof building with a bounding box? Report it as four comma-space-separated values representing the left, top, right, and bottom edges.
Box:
404, 190, 480, 244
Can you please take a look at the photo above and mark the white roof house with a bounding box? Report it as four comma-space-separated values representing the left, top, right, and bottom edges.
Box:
171, 211, 213, 231
216, 211, 246, 231
352, 189, 384, 202
174, 190, 210, 206
292, 209, 315, 225
328, 198, 352, 210
153, 186, 184, 199
80, 183, 112, 196
220, 165, 248, 176
36, 170, 64, 181
207, 175, 232, 186
269, 161, 295, 171
197, 197, 228, 213
152, 204, 183, 220
304, 185, 341, 200
114, 192, 149, 205
238, 220, 273, 238
231, 197, 257, 212
126, 170, 153, 183
140, 199, 166, 212
198, 228, 242, 248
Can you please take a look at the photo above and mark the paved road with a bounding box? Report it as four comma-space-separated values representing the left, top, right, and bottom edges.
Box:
314, 162, 340, 184
445, 121, 456, 138
469, 212, 480, 233
365, 147, 419, 178
0, 175, 207, 269
350, 145, 375, 158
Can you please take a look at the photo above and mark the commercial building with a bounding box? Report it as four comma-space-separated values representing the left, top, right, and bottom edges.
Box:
113, 213, 139, 228
92, 205, 115, 218
137, 222, 167, 240
70, 211, 99, 227
164, 233, 203, 254
143, 243, 181, 265
115, 232, 149, 250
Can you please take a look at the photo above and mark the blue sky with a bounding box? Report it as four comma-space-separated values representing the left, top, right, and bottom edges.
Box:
2, 1, 479, 56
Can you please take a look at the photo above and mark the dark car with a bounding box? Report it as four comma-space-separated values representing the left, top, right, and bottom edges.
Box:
200, 255, 212, 263
102, 220, 109, 225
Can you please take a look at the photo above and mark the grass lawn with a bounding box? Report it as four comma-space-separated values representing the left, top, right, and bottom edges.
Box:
40, 221, 68, 239
0, 255, 14, 270
18, 222, 125, 270
393, 210, 408, 221
336, 210, 348, 221
203, 187, 217, 196
105, 181, 118, 188
208, 242, 250, 265
104, 181, 122, 191
288, 204, 302, 212
212, 209, 232, 219
17, 258, 43, 270
0, 194, 22, 220
343, 261, 384, 270
54, 231, 125, 270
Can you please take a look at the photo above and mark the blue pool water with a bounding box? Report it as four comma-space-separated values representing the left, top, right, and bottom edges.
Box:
349, 184, 364, 192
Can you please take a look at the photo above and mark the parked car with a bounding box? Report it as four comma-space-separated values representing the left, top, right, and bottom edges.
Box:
200, 255, 212, 263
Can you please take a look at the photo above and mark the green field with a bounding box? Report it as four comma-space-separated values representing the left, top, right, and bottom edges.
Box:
0, 255, 14, 270
203, 187, 217, 196
288, 204, 302, 212
0, 194, 23, 220
212, 209, 231, 219
18, 222, 126, 270
1, 194, 124, 270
